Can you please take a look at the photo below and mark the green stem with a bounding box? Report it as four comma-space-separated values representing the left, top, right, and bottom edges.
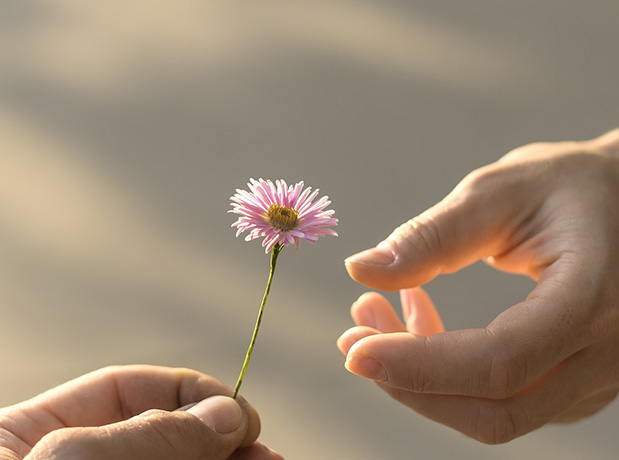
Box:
232, 243, 283, 399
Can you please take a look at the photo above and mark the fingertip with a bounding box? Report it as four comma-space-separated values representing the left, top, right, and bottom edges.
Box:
187, 396, 243, 435
351, 291, 407, 333
336, 333, 354, 355
181, 394, 260, 448
344, 343, 388, 382
353, 291, 388, 308
337, 326, 381, 355
345, 246, 396, 267
350, 292, 380, 328
228, 395, 261, 447
345, 246, 405, 291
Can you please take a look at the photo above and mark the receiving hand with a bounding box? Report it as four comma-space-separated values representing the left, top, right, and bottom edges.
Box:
338, 129, 619, 444
0, 365, 283, 459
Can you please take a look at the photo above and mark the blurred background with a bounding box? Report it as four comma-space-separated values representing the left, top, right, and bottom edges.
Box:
1, 1, 618, 458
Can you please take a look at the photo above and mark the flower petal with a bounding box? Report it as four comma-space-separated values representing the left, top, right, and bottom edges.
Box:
230, 178, 337, 251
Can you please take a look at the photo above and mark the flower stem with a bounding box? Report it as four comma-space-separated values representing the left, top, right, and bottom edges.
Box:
232, 243, 283, 399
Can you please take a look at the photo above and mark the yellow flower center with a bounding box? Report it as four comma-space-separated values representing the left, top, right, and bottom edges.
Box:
266, 204, 299, 231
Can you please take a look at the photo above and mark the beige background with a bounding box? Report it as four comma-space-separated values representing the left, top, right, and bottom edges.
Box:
1, 1, 618, 458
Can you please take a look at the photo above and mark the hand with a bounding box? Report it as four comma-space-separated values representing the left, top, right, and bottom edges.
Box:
338, 129, 619, 444
0, 365, 283, 459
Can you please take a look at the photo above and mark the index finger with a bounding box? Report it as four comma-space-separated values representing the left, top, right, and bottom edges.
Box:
344, 159, 544, 291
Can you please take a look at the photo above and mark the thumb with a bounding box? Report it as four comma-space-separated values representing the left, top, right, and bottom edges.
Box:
345, 168, 521, 291
123, 396, 249, 459
29, 396, 252, 460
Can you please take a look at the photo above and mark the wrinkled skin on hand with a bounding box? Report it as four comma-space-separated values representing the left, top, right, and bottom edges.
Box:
0, 365, 283, 460
339, 129, 619, 444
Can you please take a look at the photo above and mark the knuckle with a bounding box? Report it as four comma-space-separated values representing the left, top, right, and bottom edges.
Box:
485, 346, 530, 399
140, 409, 186, 438
459, 164, 504, 196
33, 427, 98, 458
471, 403, 519, 445
139, 410, 205, 447
499, 141, 555, 163
402, 336, 433, 393
405, 358, 428, 394
139, 408, 168, 418
458, 162, 528, 208
94, 364, 126, 377
401, 214, 444, 259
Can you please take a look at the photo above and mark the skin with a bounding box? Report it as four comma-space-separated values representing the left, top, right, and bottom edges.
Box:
338, 129, 619, 444
0, 365, 284, 460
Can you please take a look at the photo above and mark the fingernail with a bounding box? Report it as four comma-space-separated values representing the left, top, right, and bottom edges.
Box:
345, 355, 388, 382
345, 246, 395, 266
187, 395, 242, 434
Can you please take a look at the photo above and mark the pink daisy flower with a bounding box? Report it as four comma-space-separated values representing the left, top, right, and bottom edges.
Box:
230, 178, 338, 253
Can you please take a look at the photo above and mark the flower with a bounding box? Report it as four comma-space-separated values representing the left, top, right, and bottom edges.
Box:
230, 178, 338, 253
229, 178, 338, 398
